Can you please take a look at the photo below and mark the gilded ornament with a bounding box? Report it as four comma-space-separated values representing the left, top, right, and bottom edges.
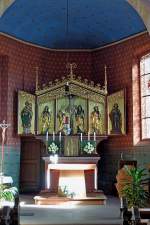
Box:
90, 81, 94, 87
61, 76, 66, 80
77, 76, 82, 82
84, 79, 88, 84
48, 81, 53, 86
55, 79, 59, 84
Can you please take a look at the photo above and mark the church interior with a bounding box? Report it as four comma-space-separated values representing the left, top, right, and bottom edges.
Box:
0, 0, 150, 225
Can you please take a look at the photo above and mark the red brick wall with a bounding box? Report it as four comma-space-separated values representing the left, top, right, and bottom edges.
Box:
1, 32, 150, 150
93, 32, 150, 150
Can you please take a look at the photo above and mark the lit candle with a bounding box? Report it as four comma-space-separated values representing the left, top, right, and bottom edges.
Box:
80, 133, 83, 142
53, 131, 55, 141
59, 131, 61, 142
88, 131, 90, 141
46, 131, 48, 141
94, 132, 96, 141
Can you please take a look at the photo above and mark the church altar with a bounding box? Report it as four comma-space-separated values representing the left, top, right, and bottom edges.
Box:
43, 156, 99, 192
18, 64, 109, 196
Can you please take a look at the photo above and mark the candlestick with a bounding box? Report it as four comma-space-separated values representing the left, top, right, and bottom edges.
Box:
46, 131, 48, 141
94, 132, 96, 141
53, 131, 55, 141
80, 133, 83, 142
59, 131, 61, 142
88, 131, 90, 141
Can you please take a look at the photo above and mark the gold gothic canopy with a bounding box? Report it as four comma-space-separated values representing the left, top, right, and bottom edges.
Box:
36, 71, 107, 136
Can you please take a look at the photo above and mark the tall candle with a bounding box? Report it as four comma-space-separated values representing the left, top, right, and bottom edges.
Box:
94, 132, 96, 141
59, 131, 61, 142
53, 131, 55, 141
88, 131, 90, 141
80, 133, 83, 142
46, 131, 48, 141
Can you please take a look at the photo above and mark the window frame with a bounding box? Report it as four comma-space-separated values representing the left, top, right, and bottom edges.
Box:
140, 53, 150, 140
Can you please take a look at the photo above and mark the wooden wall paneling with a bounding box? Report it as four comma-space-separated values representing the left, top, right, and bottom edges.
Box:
20, 137, 42, 193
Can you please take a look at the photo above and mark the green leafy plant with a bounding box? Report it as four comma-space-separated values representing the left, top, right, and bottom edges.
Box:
48, 142, 59, 154
83, 142, 95, 154
58, 185, 75, 198
122, 166, 149, 208
0, 184, 18, 202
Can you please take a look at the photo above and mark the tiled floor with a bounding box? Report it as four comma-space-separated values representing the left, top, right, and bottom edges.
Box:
20, 195, 122, 225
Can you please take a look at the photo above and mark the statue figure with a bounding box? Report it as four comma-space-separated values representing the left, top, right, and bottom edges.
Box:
57, 108, 70, 135
75, 105, 85, 133
41, 105, 51, 134
90, 106, 102, 134
109, 103, 122, 134
21, 101, 33, 134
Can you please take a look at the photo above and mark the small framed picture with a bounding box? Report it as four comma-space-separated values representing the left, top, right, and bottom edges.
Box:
37, 100, 55, 134
18, 91, 35, 135
89, 100, 106, 135
107, 89, 126, 135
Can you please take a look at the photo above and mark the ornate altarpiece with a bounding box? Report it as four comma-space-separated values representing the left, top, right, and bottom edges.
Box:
18, 68, 125, 157
18, 71, 108, 156
36, 74, 107, 136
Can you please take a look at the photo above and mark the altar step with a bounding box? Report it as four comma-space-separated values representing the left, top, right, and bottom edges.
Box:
34, 190, 107, 205
20, 195, 121, 225
22, 222, 121, 225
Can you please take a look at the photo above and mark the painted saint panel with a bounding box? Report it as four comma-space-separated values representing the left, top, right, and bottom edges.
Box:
89, 101, 105, 135
38, 100, 55, 134
73, 96, 87, 134
56, 96, 87, 135
107, 89, 126, 135
18, 91, 35, 135
56, 97, 70, 135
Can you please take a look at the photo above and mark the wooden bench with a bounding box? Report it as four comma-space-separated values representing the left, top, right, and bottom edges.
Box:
140, 208, 150, 219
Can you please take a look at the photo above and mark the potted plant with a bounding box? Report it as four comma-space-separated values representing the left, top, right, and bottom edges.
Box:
0, 184, 18, 204
122, 166, 149, 208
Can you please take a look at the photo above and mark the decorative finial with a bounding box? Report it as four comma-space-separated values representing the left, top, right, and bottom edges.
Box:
104, 65, 108, 94
66, 63, 77, 76
35, 66, 39, 91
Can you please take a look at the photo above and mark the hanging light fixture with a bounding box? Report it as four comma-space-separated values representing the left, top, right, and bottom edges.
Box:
64, 0, 77, 96
65, 0, 69, 61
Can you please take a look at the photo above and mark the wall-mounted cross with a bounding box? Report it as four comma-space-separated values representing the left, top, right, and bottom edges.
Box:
66, 63, 77, 75
0, 120, 10, 175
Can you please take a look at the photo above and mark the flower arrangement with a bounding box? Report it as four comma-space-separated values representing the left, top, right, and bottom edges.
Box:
83, 141, 95, 154
48, 142, 59, 154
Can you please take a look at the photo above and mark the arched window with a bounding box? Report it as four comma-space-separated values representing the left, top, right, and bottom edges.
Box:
140, 53, 150, 139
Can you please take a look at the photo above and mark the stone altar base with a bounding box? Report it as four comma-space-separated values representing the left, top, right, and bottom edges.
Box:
34, 190, 107, 206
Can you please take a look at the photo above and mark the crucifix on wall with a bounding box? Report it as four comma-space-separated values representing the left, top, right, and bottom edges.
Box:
0, 120, 10, 175
66, 63, 77, 75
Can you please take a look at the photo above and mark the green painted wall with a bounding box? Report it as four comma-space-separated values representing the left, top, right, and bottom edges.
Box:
98, 145, 150, 194
0, 145, 20, 189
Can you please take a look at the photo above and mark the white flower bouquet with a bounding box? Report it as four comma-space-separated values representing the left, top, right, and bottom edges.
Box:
83, 142, 95, 154
48, 142, 59, 154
